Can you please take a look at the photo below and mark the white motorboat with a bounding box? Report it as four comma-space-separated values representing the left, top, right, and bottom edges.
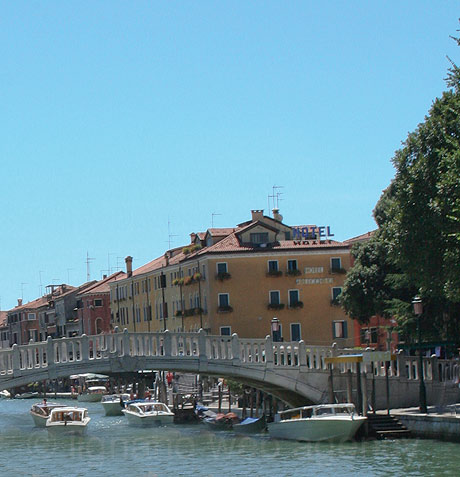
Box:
30, 401, 66, 428
77, 386, 107, 403
0, 390, 11, 399
122, 400, 175, 427
101, 393, 131, 416
46, 407, 90, 434
267, 403, 366, 443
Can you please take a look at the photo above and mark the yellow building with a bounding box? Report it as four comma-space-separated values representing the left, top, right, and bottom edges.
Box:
109, 209, 354, 346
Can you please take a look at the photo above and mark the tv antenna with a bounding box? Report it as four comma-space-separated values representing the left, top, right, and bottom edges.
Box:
39, 270, 44, 296
211, 212, 222, 228
86, 251, 95, 281
20, 282, 28, 300
268, 185, 284, 210
167, 218, 178, 250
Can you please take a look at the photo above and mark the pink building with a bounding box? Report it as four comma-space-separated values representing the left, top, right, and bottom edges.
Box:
77, 272, 126, 335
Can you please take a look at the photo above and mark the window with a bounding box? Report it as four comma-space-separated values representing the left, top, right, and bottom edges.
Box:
28, 313, 36, 321
218, 294, 229, 307
268, 260, 279, 272
95, 318, 103, 334
250, 232, 268, 245
331, 257, 342, 272
332, 320, 348, 339
288, 289, 299, 306
332, 287, 342, 301
291, 323, 301, 342
217, 263, 228, 274
370, 327, 378, 343
269, 290, 280, 305
287, 260, 298, 271
94, 299, 103, 307
220, 326, 231, 336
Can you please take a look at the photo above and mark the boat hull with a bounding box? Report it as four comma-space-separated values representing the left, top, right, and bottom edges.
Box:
46, 422, 89, 435
77, 393, 103, 403
233, 416, 266, 434
30, 412, 48, 428
102, 401, 125, 416
124, 411, 174, 427
268, 416, 366, 443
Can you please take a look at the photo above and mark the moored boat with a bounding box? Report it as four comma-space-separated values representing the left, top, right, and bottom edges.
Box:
101, 393, 131, 416
77, 386, 107, 403
30, 401, 66, 428
46, 407, 90, 434
122, 400, 174, 427
267, 403, 366, 443
233, 415, 266, 434
203, 412, 240, 431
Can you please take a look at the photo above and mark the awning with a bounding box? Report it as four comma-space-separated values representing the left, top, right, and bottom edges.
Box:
325, 352, 396, 365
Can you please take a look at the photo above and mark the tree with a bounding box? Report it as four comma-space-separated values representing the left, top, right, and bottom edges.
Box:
342, 26, 460, 344
373, 28, 460, 340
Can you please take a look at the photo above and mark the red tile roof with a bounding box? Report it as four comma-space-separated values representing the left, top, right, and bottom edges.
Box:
0, 311, 7, 327
78, 271, 127, 296
344, 230, 376, 244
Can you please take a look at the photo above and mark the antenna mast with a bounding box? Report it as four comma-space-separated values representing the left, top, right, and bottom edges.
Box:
167, 218, 178, 250
211, 212, 222, 227
86, 251, 95, 281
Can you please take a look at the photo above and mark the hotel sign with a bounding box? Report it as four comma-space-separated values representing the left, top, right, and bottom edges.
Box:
292, 226, 334, 240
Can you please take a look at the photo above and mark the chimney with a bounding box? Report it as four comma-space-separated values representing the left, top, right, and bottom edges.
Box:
17, 298, 23, 307
251, 210, 264, 222
272, 208, 283, 222
125, 256, 133, 278
103, 274, 107, 279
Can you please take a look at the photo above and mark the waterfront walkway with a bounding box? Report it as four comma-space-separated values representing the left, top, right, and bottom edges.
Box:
388, 405, 460, 441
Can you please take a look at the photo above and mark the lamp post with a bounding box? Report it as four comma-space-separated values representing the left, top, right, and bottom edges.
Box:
271, 317, 280, 342
412, 296, 427, 413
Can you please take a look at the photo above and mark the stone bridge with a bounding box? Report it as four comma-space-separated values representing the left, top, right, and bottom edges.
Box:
1, 330, 459, 408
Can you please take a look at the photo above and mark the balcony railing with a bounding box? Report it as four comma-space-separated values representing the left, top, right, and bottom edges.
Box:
217, 305, 233, 313
266, 270, 283, 277
286, 269, 302, 277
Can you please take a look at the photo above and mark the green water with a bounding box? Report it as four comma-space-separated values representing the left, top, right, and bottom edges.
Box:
0, 398, 458, 476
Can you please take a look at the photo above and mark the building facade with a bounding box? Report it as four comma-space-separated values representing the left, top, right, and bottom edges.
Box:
110, 209, 355, 347
77, 271, 126, 335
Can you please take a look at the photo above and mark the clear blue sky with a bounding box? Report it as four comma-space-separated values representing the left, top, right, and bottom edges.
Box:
0, 1, 458, 310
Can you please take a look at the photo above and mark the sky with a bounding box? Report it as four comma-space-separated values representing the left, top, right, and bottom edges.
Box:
0, 1, 459, 310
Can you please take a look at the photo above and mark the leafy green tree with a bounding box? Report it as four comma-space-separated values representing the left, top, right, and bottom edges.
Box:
343, 26, 460, 344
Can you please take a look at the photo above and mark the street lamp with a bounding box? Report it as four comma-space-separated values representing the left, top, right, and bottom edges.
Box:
412, 296, 427, 413
271, 317, 280, 342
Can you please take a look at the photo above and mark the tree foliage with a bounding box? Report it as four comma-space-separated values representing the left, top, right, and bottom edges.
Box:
342, 26, 460, 343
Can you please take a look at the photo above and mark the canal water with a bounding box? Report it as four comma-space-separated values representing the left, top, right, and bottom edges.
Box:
0, 398, 458, 477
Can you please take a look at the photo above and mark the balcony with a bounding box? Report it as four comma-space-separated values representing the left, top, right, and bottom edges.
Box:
216, 272, 231, 281
330, 298, 341, 307
217, 305, 233, 313
266, 270, 283, 277
267, 303, 285, 310
175, 308, 205, 317
285, 269, 302, 277
329, 267, 347, 275
288, 301, 304, 309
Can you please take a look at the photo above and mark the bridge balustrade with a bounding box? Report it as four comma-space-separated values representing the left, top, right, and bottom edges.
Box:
239, 338, 266, 364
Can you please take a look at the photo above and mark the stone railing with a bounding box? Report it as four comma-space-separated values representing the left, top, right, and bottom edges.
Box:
0, 330, 338, 376
0, 330, 458, 386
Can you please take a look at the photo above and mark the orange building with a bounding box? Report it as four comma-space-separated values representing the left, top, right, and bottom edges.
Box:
110, 209, 355, 347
